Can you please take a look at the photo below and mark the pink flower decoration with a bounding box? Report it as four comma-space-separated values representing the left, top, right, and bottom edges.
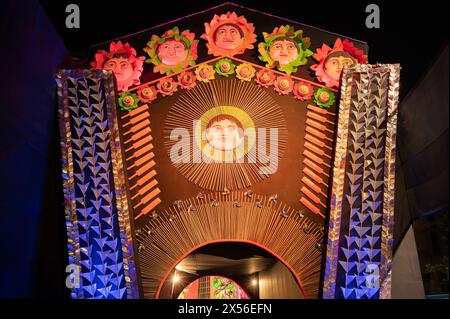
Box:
293, 81, 314, 101
274, 75, 294, 95
177, 71, 197, 90
137, 86, 158, 103
157, 78, 178, 96
255, 69, 276, 88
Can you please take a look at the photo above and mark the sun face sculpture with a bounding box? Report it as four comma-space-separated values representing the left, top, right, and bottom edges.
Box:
258, 25, 313, 74
311, 38, 368, 88
144, 27, 198, 75
164, 80, 287, 191
205, 114, 245, 152
91, 41, 145, 92
201, 12, 257, 57
206, 115, 243, 151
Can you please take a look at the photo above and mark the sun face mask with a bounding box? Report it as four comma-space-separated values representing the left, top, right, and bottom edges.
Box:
258, 25, 313, 74
311, 38, 368, 88
144, 27, 198, 75
201, 12, 257, 57
91, 41, 145, 92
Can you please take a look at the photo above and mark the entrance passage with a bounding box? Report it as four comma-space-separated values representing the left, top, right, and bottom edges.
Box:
158, 242, 304, 299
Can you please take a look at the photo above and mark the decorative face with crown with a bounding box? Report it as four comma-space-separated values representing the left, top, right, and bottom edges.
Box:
269, 38, 299, 66
205, 114, 244, 151
144, 27, 198, 75
311, 38, 368, 88
156, 39, 188, 66
201, 12, 257, 57
91, 41, 145, 92
258, 25, 313, 74
214, 24, 244, 50
323, 51, 356, 82
103, 57, 134, 83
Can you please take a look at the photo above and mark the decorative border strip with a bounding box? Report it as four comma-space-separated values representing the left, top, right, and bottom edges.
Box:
56, 69, 138, 298
322, 65, 353, 299
57, 69, 82, 299
323, 64, 400, 299
380, 64, 400, 299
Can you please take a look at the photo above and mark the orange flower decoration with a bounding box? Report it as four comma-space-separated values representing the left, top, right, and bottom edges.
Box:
157, 78, 178, 96
177, 71, 197, 90
195, 64, 216, 83
236, 63, 256, 81
293, 81, 314, 101
137, 86, 158, 103
274, 75, 294, 95
255, 69, 276, 88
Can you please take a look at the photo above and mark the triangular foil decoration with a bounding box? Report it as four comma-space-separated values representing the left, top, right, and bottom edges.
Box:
371, 157, 384, 168
341, 248, 356, 259
369, 179, 384, 190
363, 248, 381, 260
345, 275, 357, 287
356, 262, 367, 274
369, 212, 383, 223
371, 146, 384, 158
366, 288, 379, 299
340, 287, 355, 299
355, 288, 367, 299
356, 250, 369, 262
356, 275, 367, 287
339, 261, 356, 273
350, 207, 361, 218
348, 151, 363, 164
369, 168, 382, 180
364, 235, 380, 247
354, 226, 371, 237
346, 194, 358, 206
344, 235, 356, 248
373, 128, 386, 138
349, 163, 363, 175
346, 172, 363, 184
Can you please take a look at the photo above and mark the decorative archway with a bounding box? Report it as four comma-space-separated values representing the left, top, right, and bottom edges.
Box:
135, 192, 324, 299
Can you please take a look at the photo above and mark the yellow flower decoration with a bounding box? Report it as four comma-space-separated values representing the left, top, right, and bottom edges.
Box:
195, 63, 216, 83
235, 63, 256, 81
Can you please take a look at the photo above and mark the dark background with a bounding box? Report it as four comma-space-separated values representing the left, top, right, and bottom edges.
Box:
0, 0, 448, 299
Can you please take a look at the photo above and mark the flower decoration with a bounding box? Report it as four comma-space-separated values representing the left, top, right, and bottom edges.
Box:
118, 92, 139, 111
235, 63, 256, 81
293, 81, 314, 101
314, 88, 335, 108
144, 26, 198, 75
311, 38, 368, 88
157, 78, 178, 96
215, 58, 236, 77
195, 64, 216, 83
258, 25, 313, 74
177, 71, 197, 90
91, 41, 145, 92
201, 11, 257, 57
255, 69, 276, 88
274, 75, 294, 95
137, 86, 158, 103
